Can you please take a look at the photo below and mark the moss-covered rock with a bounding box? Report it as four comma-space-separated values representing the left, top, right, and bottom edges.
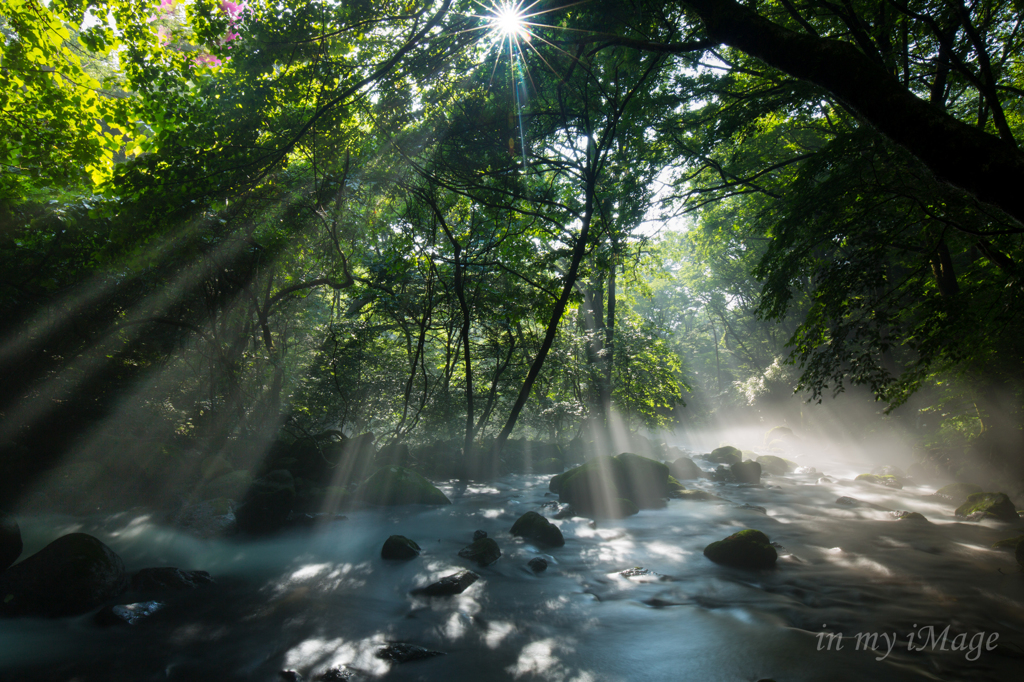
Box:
934, 482, 983, 504
855, 473, 903, 489
356, 466, 451, 506
731, 460, 762, 484
705, 446, 742, 465
756, 455, 794, 476
510, 511, 565, 547
0, 533, 128, 617
1, 511, 22, 572
992, 535, 1024, 550
703, 529, 778, 570
955, 492, 1020, 522
666, 475, 686, 492
893, 511, 929, 522
763, 426, 796, 446
458, 537, 501, 566
668, 457, 702, 480
381, 535, 421, 560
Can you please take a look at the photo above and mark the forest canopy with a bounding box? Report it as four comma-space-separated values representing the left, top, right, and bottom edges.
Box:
2, 0, 1023, 499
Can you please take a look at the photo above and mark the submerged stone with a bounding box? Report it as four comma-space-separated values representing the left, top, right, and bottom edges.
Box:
955, 492, 1019, 522
130, 567, 214, 592
0, 511, 22, 572
411, 570, 479, 596
705, 446, 742, 465
510, 511, 565, 547
528, 557, 548, 573
376, 643, 445, 663
458, 537, 501, 566
703, 529, 778, 570
892, 511, 928, 522
0, 533, 128, 618
95, 600, 165, 626
381, 535, 421, 560
357, 466, 451, 506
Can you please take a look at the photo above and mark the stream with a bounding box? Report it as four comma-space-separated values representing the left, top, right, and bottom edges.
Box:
2, 450, 1023, 681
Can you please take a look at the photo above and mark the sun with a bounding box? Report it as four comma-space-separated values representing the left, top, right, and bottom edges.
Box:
489, 2, 530, 41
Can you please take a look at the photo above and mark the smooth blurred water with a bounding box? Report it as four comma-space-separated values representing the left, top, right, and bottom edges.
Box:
3, 456, 1024, 681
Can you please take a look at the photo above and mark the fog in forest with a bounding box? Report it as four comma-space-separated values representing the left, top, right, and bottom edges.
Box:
2, 0, 1024, 680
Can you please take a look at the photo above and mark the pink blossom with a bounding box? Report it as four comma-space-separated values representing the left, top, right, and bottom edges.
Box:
220, 1, 244, 22
159, 0, 176, 14
194, 53, 223, 67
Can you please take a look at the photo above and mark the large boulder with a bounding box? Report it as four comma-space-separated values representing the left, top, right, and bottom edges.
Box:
704, 446, 742, 465
756, 455, 794, 476
955, 492, 1020, 523
554, 453, 671, 517
235, 469, 296, 534
510, 511, 565, 547
0, 533, 128, 617
668, 457, 702, 480
1, 511, 22, 571
731, 460, 762, 484
410, 570, 478, 596
356, 466, 451, 506
703, 529, 778, 570
130, 567, 214, 592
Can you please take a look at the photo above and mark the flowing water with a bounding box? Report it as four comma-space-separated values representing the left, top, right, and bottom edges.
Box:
3, 451, 1024, 681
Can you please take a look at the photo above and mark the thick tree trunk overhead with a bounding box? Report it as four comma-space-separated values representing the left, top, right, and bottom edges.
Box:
680, 0, 1024, 226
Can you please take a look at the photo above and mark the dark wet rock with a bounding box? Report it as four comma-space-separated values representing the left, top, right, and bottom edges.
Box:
756, 455, 795, 475
703, 529, 778, 570
1017, 542, 1024, 571
835, 496, 891, 511
817, 476, 835, 484
473, 529, 488, 541
510, 511, 565, 547
992, 535, 1024, 550
672, 489, 723, 501
411, 570, 479, 596
933, 482, 984, 504
376, 643, 445, 663
555, 453, 670, 517
668, 457, 702, 480
315, 667, 356, 681
553, 504, 576, 519
381, 535, 421, 560
711, 465, 735, 482
0, 533, 128, 617
131, 567, 214, 592
458, 537, 501, 566
356, 466, 451, 506
618, 566, 669, 580
731, 460, 762, 484
95, 600, 164, 626
704, 446, 742, 465
955, 492, 1019, 522
236, 469, 296, 534
892, 511, 929, 522
1, 511, 22, 571
528, 557, 548, 573
279, 670, 303, 682
855, 473, 903, 489
173, 497, 237, 538
738, 504, 767, 515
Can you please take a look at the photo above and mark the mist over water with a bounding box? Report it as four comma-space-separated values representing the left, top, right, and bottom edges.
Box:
3, 421, 1023, 681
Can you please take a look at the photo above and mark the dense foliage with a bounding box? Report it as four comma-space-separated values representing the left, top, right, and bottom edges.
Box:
2, 0, 1023, 496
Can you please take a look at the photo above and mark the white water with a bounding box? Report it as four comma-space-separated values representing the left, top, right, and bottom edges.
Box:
3, 452, 1024, 682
